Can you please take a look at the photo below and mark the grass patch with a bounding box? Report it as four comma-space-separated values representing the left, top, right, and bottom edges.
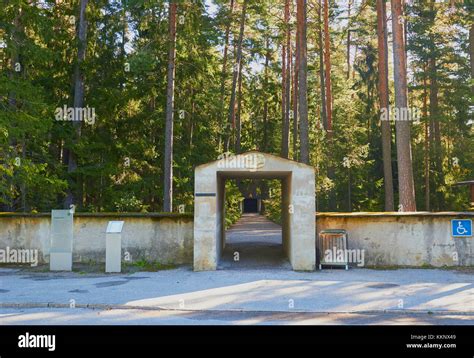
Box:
125, 259, 176, 272
1, 260, 179, 274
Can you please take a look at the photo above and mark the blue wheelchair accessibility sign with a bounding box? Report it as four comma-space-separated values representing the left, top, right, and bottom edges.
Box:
451, 219, 472, 237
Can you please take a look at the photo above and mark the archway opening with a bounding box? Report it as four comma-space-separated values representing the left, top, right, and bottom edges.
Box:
219, 179, 290, 270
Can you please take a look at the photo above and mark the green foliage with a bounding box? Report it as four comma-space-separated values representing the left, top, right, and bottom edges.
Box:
0, 0, 472, 214
224, 180, 243, 228
114, 193, 147, 212
263, 180, 282, 224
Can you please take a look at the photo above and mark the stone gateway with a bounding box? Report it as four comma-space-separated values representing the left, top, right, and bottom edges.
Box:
193, 151, 316, 271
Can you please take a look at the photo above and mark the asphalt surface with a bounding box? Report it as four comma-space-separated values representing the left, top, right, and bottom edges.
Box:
1, 214, 473, 325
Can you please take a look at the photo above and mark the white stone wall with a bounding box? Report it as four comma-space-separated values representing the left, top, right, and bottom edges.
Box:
316, 212, 474, 267
0, 214, 193, 265
1, 212, 472, 268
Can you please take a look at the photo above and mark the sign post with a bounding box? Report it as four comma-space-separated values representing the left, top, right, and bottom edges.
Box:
106, 221, 124, 273
50, 209, 73, 271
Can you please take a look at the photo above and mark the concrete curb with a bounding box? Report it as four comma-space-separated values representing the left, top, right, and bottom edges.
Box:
1, 302, 473, 316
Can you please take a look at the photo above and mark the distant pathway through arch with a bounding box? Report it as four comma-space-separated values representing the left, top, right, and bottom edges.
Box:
219, 214, 291, 270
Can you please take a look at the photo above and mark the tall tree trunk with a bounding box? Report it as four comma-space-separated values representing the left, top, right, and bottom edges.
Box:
376, 0, 394, 211
423, 72, 430, 211
262, 37, 270, 152
297, 0, 309, 164
323, 0, 336, 210
163, 1, 177, 212
226, 0, 247, 152
235, 62, 243, 194
220, 0, 235, 151
293, 12, 299, 161
429, 56, 444, 210
390, 0, 416, 211
470, 23, 474, 93
121, 0, 128, 86
189, 88, 195, 149
286, 2, 292, 156
323, 0, 333, 132
318, 0, 327, 131
281, 33, 288, 157
260, 37, 271, 210
65, 0, 88, 209
281, 0, 291, 158
291, 38, 297, 159
235, 58, 243, 153
346, 0, 352, 79
351, 44, 358, 84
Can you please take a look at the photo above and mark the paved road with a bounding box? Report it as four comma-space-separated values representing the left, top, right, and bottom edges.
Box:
1, 307, 473, 325
1, 265, 473, 324
0, 214, 473, 325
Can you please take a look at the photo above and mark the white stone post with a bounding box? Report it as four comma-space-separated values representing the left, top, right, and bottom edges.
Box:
50, 209, 73, 271
106, 221, 124, 273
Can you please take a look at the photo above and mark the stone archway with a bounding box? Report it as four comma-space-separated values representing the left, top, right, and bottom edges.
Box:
194, 151, 315, 271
